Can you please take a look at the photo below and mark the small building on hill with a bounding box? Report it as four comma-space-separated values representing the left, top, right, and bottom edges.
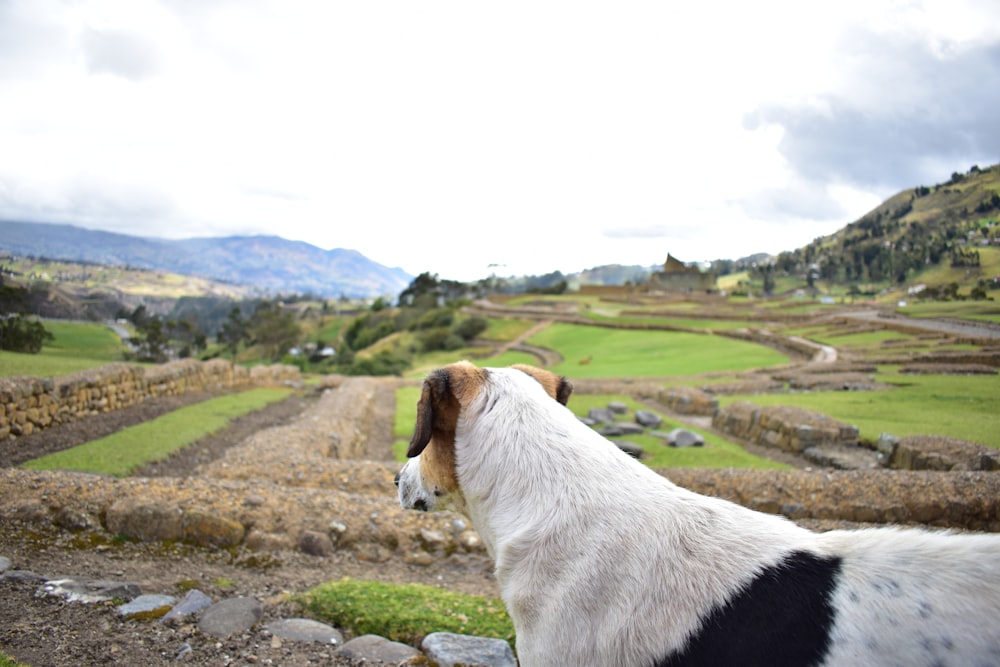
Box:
647, 254, 716, 292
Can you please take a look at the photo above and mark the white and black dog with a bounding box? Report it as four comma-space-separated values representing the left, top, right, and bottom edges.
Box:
395, 362, 1000, 667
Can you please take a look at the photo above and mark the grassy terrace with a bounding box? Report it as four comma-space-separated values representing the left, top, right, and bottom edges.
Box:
719, 370, 1000, 448
0, 321, 128, 376
528, 323, 787, 378
20, 388, 293, 476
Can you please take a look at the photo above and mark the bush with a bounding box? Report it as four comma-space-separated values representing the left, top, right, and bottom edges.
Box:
454, 316, 488, 341
410, 307, 454, 331
417, 327, 452, 352
0, 314, 54, 353
342, 350, 410, 376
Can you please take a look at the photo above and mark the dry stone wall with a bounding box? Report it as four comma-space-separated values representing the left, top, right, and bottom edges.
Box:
877, 434, 1000, 471
711, 401, 860, 453
0, 359, 301, 440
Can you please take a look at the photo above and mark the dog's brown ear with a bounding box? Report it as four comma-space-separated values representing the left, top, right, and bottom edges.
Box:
511, 364, 573, 406
555, 376, 573, 405
407, 370, 445, 457
408, 362, 487, 459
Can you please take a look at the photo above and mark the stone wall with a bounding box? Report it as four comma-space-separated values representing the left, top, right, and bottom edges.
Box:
711, 401, 859, 453
0, 359, 301, 440
652, 386, 719, 416
877, 434, 1000, 471
667, 468, 1000, 532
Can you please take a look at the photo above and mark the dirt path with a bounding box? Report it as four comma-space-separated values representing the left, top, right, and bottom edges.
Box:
841, 309, 1000, 340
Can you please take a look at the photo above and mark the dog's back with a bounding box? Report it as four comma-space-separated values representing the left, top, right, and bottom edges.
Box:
400, 364, 1000, 667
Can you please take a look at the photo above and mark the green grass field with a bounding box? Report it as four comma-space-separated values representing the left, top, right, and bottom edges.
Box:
529, 323, 788, 378
567, 394, 789, 469
719, 370, 1000, 448
1, 321, 127, 377
21, 388, 293, 475
896, 299, 1000, 324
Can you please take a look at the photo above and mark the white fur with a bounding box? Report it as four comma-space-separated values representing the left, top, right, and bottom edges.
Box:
397, 367, 1000, 666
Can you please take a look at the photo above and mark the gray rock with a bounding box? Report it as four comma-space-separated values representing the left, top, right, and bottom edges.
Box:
421, 631, 517, 667
617, 422, 645, 435
0, 556, 10, 574
265, 618, 343, 645
36, 577, 142, 604
334, 634, 420, 662
588, 407, 616, 424
160, 589, 212, 623
175, 643, 193, 660
298, 530, 334, 556
598, 424, 624, 437
117, 594, 176, 617
665, 428, 704, 448
615, 441, 645, 459
419, 528, 447, 550
635, 410, 663, 428
53, 507, 96, 531
608, 401, 629, 415
876, 432, 901, 467
197, 597, 263, 638
578, 416, 596, 427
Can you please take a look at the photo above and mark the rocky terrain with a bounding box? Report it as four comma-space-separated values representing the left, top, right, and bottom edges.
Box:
1, 380, 504, 666
2, 358, 999, 666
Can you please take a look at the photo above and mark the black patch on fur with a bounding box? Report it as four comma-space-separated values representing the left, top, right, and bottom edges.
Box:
655, 550, 842, 667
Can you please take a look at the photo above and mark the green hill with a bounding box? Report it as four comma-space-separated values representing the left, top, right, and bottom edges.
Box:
773, 164, 1000, 293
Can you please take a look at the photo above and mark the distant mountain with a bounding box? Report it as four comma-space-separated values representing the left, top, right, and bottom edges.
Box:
0, 221, 412, 298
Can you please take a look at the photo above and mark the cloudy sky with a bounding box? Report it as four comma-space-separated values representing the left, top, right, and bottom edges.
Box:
1, 0, 998, 282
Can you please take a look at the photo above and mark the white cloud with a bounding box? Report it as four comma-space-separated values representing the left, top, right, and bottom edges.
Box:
0, 0, 997, 282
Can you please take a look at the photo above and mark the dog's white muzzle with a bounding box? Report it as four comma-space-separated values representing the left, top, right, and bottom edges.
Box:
395, 458, 434, 512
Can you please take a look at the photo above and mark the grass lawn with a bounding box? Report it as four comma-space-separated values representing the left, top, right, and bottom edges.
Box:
529, 323, 787, 378
298, 578, 513, 647
1, 321, 128, 377
567, 394, 790, 469
718, 370, 1000, 448
479, 317, 537, 342
897, 299, 1000, 324
583, 312, 752, 331
21, 388, 293, 475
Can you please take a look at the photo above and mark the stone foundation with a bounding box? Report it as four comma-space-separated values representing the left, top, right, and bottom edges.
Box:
712, 401, 860, 453
0, 359, 301, 440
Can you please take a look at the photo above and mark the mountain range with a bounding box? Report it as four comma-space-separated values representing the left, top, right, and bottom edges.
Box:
0, 221, 412, 298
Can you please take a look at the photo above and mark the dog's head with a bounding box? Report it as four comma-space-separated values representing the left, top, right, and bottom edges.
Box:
395, 361, 572, 514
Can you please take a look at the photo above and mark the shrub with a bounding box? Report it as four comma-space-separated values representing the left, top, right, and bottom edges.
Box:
342, 350, 410, 376
454, 316, 488, 341
0, 314, 54, 353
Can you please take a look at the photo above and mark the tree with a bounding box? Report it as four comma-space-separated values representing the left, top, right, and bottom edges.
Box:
249, 301, 301, 361
0, 314, 54, 353
132, 316, 169, 362
218, 307, 250, 356
398, 272, 440, 308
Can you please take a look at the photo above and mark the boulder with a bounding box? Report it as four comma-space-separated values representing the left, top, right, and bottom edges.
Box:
665, 428, 704, 448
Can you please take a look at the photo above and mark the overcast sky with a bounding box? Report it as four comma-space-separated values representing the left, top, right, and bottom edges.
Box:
1, 0, 998, 282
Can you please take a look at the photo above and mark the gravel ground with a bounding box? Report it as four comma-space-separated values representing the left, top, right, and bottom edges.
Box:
0, 389, 497, 666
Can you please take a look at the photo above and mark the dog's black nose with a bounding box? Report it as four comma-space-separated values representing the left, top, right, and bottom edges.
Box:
413, 498, 428, 512
393, 471, 401, 487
